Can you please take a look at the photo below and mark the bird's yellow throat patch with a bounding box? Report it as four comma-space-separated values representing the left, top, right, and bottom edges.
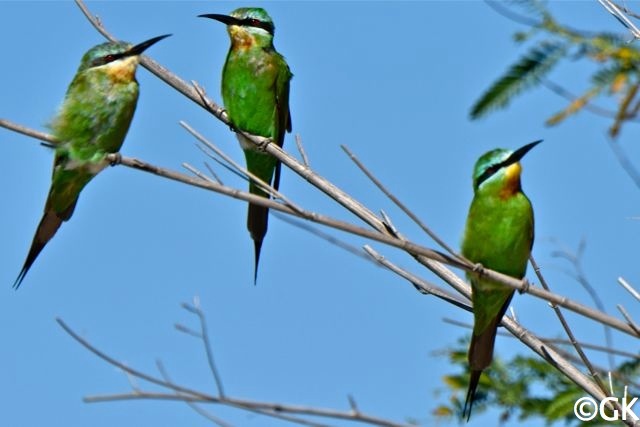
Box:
104, 56, 139, 83
499, 162, 522, 199
229, 26, 257, 50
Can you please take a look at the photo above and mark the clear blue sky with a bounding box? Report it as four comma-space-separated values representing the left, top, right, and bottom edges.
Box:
1, 2, 638, 426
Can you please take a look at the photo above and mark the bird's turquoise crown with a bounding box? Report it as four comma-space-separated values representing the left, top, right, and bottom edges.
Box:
231, 7, 275, 34
472, 148, 512, 189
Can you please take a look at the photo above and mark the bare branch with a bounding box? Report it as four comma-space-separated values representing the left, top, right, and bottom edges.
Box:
156, 360, 233, 427
618, 277, 640, 302
193, 144, 247, 183
616, 304, 640, 335
180, 121, 301, 213
530, 256, 609, 398
612, 1, 640, 19
56, 318, 215, 401
363, 245, 471, 312
341, 144, 461, 258
443, 318, 640, 359
204, 162, 224, 185
182, 299, 226, 398
295, 134, 310, 167
607, 137, 640, 190
551, 239, 616, 369
182, 162, 218, 184
57, 315, 414, 427
500, 317, 614, 418
541, 79, 637, 121
598, 0, 640, 39
0, 119, 58, 145
272, 211, 374, 264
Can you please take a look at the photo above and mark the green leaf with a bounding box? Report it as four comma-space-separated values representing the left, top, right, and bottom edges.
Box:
544, 388, 583, 420
504, 0, 548, 19
470, 41, 566, 119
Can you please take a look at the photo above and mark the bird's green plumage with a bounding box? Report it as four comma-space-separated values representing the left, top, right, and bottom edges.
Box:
47, 43, 139, 214
14, 36, 169, 288
460, 143, 538, 420
204, 7, 292, 281
221, 33, 292, 193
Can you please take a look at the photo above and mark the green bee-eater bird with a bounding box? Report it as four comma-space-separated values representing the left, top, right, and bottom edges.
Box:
460, 140, 540, 420
13, 34, 170, 289
199, 8, 292, 282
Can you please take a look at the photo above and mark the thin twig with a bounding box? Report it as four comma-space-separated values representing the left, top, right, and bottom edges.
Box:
341, 145, 461, 258
182, 162, 217, 184
56, 318, 215, 401
498, 314, 613, 417
617, 304, 640, 335
57, 315, 413, 427
183, 299, 226, 398
618, 277, 640, 302
272, 211, 374, 264
530, 256, 609, 398
613, 0, 640, 19
156, 360, 233, 427
295, 134, 310, 167
194, 144, 247, 183
363, 245, 471, 312
541, 79, 638, 121
607, 137, 640, 190
180, 120, 302, 214
550, 240, 616, 369
0, 119, 58, 145
443, 318, 640, 359
598, 0, 640, 39
204, 162, 224, 185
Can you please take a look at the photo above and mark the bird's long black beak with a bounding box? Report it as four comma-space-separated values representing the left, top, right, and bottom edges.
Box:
505, 139, 542, 166
199, 13, 243, 26
127, 34, 172, 57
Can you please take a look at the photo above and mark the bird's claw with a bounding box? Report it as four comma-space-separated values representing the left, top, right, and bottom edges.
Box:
472, 262, 484, 273
518, 278, 532, 294
109, 152, 122, 166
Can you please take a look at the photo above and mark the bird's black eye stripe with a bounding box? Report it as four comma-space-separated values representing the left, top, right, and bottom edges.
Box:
476, 154, 519, 187
90, 53, 123, 67
476, 164, 500, 187
241, 17, 274, 34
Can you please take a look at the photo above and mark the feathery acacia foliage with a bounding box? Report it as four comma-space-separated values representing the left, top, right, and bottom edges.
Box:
437, 337, 640, 425
471, 0, 640, 138
470, 41, 566, 119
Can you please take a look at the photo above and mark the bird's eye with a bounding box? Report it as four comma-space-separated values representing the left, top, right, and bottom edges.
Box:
476, 164, 501, 187
104, 54, 115, 62
248, 18, 260, 26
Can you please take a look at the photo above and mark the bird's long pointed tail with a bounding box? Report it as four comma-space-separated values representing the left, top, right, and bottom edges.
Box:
463, 369, 482, 421
14, 211, 65, 289
247, 202, 268, 285
463, 309, 504, 420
